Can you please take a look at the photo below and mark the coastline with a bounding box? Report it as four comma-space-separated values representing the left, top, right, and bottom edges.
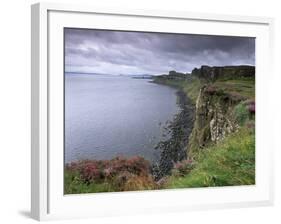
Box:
64, 66, 255, 194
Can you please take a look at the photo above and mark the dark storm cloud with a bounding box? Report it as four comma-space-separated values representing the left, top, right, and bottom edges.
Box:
64, 28, 255, 75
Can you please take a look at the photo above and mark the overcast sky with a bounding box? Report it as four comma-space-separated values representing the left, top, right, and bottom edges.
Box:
65, 28, 255, 75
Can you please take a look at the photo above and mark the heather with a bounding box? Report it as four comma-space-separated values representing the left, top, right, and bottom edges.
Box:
65, 156, 156, 194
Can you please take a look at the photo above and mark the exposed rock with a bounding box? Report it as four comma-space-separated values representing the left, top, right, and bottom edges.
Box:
192, 65, 255, 82
153, 90, 194, 180
188, 85, 240, 156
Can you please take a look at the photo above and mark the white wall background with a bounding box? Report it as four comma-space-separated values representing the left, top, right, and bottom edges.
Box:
0, 0, 279, 223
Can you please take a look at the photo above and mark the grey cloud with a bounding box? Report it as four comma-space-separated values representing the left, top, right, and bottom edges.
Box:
65, 28, 255, 75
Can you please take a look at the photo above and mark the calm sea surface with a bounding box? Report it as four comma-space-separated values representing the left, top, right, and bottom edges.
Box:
65, 73, 179, 163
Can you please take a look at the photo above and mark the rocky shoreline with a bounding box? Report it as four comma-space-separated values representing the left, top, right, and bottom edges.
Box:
152, 87, 195, 180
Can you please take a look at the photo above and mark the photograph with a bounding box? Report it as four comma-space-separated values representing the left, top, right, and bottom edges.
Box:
64, 28, 255, 194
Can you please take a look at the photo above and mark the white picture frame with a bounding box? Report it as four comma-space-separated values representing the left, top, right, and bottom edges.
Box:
31, 2, 274, 221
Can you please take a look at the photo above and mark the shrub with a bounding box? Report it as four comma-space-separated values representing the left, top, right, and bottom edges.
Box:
65, 156, 155, 193
229, 92, 246, 102
122, 175, 156, 191
244, 99, 255, 115
172, 159, 195, 176
248, 103, 255, 114
234, 102, 249, 125
204, 85, 217, 95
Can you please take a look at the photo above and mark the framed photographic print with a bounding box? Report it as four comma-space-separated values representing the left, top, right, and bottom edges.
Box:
31, 2, 274, 221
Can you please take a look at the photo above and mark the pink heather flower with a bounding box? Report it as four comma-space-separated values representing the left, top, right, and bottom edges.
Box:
248, 102, 255, 114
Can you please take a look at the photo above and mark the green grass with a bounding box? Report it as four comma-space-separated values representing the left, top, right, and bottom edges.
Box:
234, 102, 250, 125
213, 78, 255, 99
153, 76, 202, 104
166, 127, 255, 188
154, 75, 255, 103
182, 78, 202, 103
64, 170, 115, 194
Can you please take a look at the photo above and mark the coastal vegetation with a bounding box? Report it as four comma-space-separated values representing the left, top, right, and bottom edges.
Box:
65, 156, 156, 194
166, 127, 255, 188
65, 65, 255, 194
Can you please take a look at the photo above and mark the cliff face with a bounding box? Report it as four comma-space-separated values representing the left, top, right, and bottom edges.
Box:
188, 65, 255, 157
191, 65, 255, 82
188, 86, 238, 156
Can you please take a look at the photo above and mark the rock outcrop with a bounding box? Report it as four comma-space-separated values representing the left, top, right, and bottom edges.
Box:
191, 65, 255, 82
189, 86, 239, 154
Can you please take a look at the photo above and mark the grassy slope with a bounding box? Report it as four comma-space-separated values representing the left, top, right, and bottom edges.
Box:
153, 77, 255, 104
213, 78, 255, 99
166, 127, 255, 188
65, 170, 115, 194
